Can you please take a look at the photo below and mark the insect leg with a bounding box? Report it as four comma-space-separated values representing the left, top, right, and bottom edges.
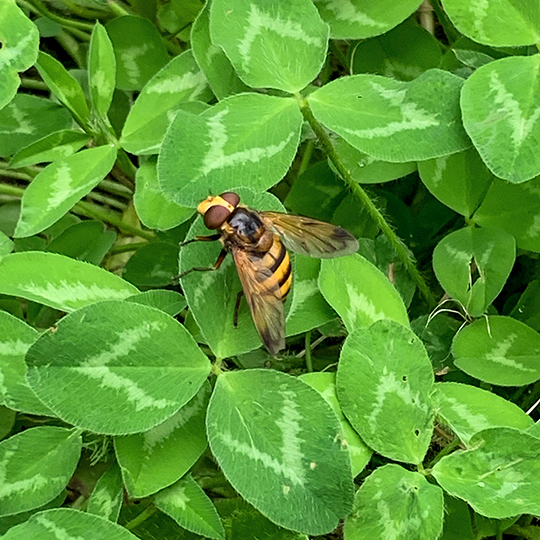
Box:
176, 248, 228, 279
233, 291, 244, 327
179, 234, 221, 247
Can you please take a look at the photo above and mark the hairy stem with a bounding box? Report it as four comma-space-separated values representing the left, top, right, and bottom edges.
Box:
296, 96, 437, 308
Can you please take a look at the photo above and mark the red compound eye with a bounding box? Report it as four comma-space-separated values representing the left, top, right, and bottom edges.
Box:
203, 205, 230, 229
220, 192, 240, 208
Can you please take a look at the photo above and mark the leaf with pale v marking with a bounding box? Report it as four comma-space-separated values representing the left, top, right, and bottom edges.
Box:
207, 369, 353, 535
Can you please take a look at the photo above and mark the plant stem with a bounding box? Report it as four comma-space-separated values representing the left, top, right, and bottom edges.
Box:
212, 358, 224, 376
329, 41, 351, 74
0, 184, 25, 198
296, 97, 437, 308
298, 139, 315, 176
57, 0, 109, 18
0, 183, 154, 240
124, 505, 157, 531
304, 330, 313, 372
109, 242, 149, 254
74, 201, 154, 240
56, 30, 87, 68
0, 167, 35, 182
426, 437, 460, 468
430, 0, 459, 46
19, 78, 49, 92
505, 524, 540, 540
0, 167, 132, 200
21, 0, 95, 32
107, 0, 132, 17
86, 191, 127, 211
99, 179, 133, 198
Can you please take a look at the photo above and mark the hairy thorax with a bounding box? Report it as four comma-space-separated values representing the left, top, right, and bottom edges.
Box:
221, 207, 274, 253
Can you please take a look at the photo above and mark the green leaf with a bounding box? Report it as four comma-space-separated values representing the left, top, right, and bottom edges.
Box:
14, 144, 118, 238
158, 93, 303, 207
411, 314, 462, 374
441, 0, 540, 47
0, 310, 50, 415
432, 227, 516, 317
285, 257, 337, 338
314, 0, 421, 40
435, 382, 533, 445
88, 22, 116, 117
452, 316, 540, 386
285, 161, 348, 220
207, 369, 354, 535
351, 18, 442, 80
453, 49, 495, 69
209, 0, 329, 93
0, 492, 66, 536
334, 137, 416, 184
300, 372, 372, 477
121, 51, 212, 155
0, 94, 72, 158
369, 235, 417, 307
0, 251, 139, 312
1, 508, 140, 539
319, 254, 410, 333
0, 407, 15, 441
0, 230, 14, 257
0, 0, 39, 110
46, 220, 116, 265
35, 52, 90, 128
105, 16, 169, 91
337, 320, 435, 464
461, 55, 540, 183
88, 464, 123, 522
509, 280, 540, 331
418, 148, 493, 218
120, 501, 200, 538
123, 242, 179, 288
134, 158, 193, 230
155, 475, 225, 540
473, 176, 540, 253
0, 427, 81, 516
115, 382, 210, 497
26, 300, 211, 435
475, 515, 520, 540
441, 495, 475, 540
158, 0, 202, 35
432, 427, 540, 518
126, 289, 187, 318
216, 498, 308, 540
34, 16, 62, 38
179, 190, 284, 358
343, 464, 444, 540
529, 421, 540, 439
9, 130, 91, 168
309, 70, 470, 162
191, 1, 249, 99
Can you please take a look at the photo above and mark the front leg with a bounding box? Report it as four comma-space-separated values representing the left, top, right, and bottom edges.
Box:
179, 234, 222, 248
176, 248, 229, 279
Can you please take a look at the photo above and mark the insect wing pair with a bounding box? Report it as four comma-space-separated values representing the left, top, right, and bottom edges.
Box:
180, 192, 359, 355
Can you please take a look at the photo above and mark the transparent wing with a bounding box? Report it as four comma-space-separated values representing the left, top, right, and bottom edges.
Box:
232, 248, 285, 355
260, 212, 359, 258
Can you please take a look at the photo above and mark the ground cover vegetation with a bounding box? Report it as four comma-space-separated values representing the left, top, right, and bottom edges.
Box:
0, 0, 540, 539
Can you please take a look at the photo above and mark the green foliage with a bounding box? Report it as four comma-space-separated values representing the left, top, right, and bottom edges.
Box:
0, 0, 540, 539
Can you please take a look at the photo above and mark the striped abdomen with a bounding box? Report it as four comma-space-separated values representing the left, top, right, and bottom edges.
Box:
260, 236, 292, 300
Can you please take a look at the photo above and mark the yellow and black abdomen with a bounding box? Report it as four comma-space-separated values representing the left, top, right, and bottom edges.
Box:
261, 236, 292, 301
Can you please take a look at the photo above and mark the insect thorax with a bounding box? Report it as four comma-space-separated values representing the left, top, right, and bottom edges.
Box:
227, 208, 264, 241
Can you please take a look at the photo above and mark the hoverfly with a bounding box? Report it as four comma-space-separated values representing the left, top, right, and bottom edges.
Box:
178, 192, 359, 355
